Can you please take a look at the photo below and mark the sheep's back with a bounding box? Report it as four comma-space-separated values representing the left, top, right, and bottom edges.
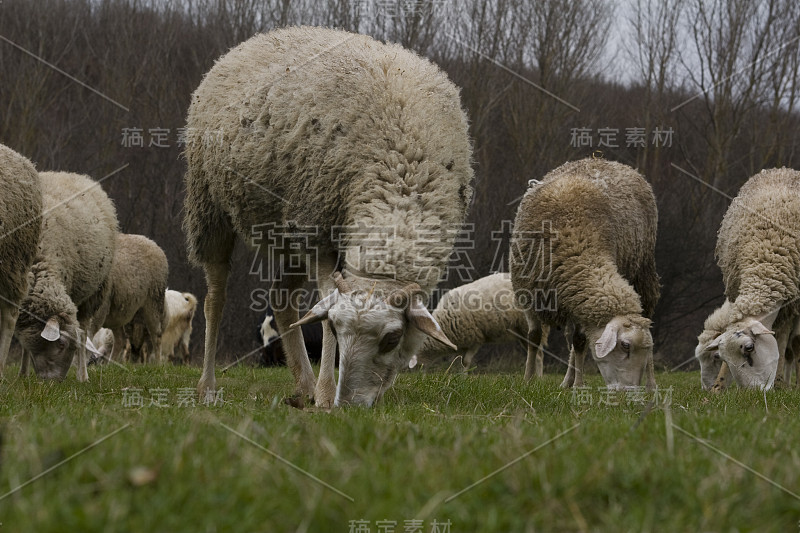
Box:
0, 144, 42, 302
38, 172, 118, 306
716, 168, 800, 318
184, 26, 473, 276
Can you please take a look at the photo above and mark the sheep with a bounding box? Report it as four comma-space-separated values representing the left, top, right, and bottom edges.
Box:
16, 171, 118, 381
159, 290, 197, 364
90, 233, 168, 363
415, 273, 551, 376
706, 168, 800, 390
697, 299, 800, 391
88, 327, 114, 363
259, 304, 324, 366
126, 289, 197, 364
183, 26, 473, 407
510, 158, 660, 391
0, 144, 42, 376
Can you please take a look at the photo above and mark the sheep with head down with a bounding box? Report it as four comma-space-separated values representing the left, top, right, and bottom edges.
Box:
705, 168, 800, 390
183, 26, 473, 407
16, 171, 117, 381
0, 144, 42, 375
510, 158, 660, 391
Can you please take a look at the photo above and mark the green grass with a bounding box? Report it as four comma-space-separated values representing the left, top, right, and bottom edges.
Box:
0, 363, 798, 532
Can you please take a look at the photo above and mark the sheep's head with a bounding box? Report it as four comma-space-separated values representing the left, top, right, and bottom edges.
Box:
588, 315, 653, 389
25, 315, 80, 380
707, 318, 778, 390
695, 330, 724, 390
292, 273, 455, 407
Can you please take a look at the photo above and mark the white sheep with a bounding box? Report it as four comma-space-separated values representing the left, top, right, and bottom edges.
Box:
125, 290, 197, 364
16, 171, 118, 381
700, 299, 800, 391
159, 290, 197, 363
707, 168, 800, 390
0, 144, 42, 376
90, 233, 168, 363
510, 158, 660, 390
415, 273, 550, 376
184, 26, 473, 407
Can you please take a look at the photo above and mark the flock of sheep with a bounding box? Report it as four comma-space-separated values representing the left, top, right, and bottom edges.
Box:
2, 26, 798, 408
0, 148, 198, 381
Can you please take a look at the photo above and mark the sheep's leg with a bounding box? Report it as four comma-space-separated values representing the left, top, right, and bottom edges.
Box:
711, 362, 731, 393
559, 327, 576, 388
315, 321, 337, 408
462, 346, 479, 372
0, 303, 19, 375
523, 312, 543, 381
143, 309, 164, 365
314, 259, 338, 408
75, 327, 89, 382
645, 352, 656, 392
19, 350, 30, 376
271, 276, 316, 400
197, 262, 230, 397
111, 328, 126, 362
534, 324, 551, 379
774, 323, 791, 388
571, 325, 588, 387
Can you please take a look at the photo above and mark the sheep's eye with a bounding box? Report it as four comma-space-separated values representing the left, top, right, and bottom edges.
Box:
379, 331, 402, 353
621, 340, 631, 350
744, 342, 754, 353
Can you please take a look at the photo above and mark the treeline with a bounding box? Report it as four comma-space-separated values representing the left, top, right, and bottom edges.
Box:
1, 0, 799, 368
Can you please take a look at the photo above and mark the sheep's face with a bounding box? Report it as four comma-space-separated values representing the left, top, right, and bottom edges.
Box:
27, 317, 79, 380
708, 319, 778, 390
589, 315, 653, 389
292, 277, 455, 407
695, 334, 723, 390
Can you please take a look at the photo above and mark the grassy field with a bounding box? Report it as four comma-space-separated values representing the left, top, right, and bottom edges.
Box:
0, 362, 798, 532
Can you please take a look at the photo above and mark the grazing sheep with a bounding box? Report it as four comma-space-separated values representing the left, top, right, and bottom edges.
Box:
698, 300, 800, 391
184, 26, 473, 407
160, 290, 197, 364
0, 144, 42, 375
16, 171, 118, 381
259, 305, 324, 366
126, 289, 197, 364
415, 273, 550, 376
88, 327, 114, 363
510, 158, 659, 390
91, 234, 168, 363
707, 168, 800, 390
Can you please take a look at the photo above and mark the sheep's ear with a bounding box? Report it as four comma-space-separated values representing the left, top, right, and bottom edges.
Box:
707, 334, 722, 351
41, 317, 61, 341
290, 290, 339, 328
595, 323, 619, 358
85, 336, 102, 357
406, 297, 457, 350
408, 354, 418, 369
749, 321, 774, 336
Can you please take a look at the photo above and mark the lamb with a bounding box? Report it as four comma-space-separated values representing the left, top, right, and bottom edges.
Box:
16, 171, 118, 381
183, 26, 473, 407
510, 158, 660, 391
697, 299, 800, 391
415, 273, 550, 376
90, 234, 168, 363
0, 144, 42, 376
706, 168, 800, 390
